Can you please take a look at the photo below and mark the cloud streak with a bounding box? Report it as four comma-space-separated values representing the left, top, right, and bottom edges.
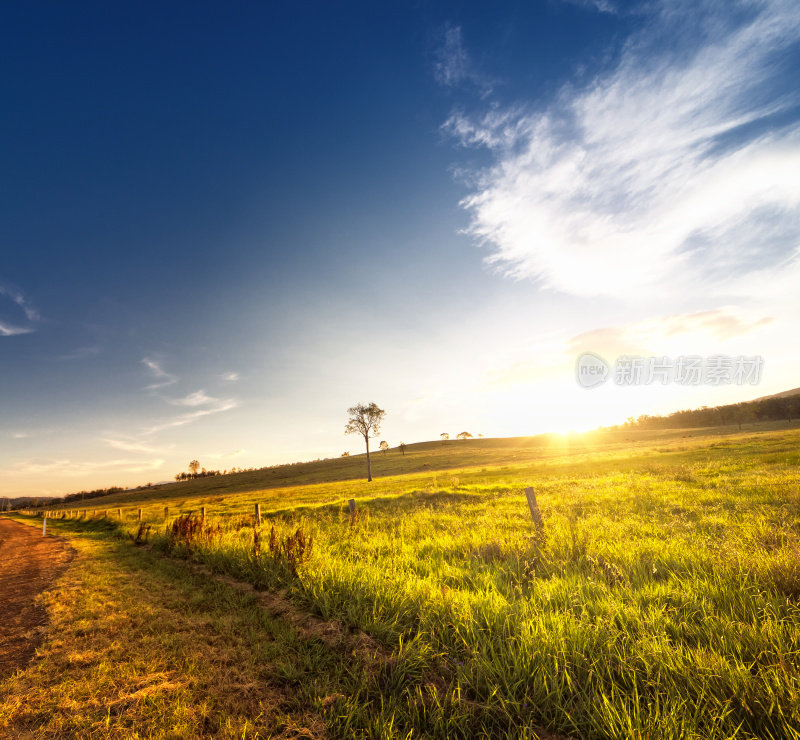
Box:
142, 399, 238, 436
4, 457, 165, 476
0, 283, 39, 336
0, 322, 33, 337
170, 390, 219, 407
142, 357, 178, 390
446, 0, 800, 299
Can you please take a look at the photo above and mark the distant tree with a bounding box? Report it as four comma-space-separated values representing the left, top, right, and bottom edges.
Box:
478, 433, 484, 439
379, 440, 389, 455
440, 433, 449, 444
188, 460, 200, 476
399, 441, 406, 456
341, 451, 350, 457
345, 402, 386, 482
456, 432, 473, 440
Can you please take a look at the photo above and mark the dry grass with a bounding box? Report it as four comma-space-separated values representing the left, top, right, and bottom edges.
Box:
0, 523, 333, 738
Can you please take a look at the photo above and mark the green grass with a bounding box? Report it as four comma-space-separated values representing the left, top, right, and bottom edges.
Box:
13, 424, 800, 738
49, 420, 800, 511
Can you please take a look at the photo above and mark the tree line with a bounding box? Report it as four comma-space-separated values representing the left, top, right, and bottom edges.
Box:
618, 392, 800, 431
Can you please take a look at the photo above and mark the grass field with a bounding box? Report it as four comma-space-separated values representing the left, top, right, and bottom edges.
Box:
5, 423, 800, 738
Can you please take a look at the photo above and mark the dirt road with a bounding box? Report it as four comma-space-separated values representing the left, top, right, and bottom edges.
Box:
0, 518, 72, 679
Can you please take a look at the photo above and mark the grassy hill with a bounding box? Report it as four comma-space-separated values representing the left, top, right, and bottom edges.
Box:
11, 422, 800, 738
49, 419, 800, 514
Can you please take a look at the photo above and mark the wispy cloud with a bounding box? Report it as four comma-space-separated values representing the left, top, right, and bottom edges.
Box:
0, 322, 33, 336
434, 24, 493, 96
562, 0, 618, 14
142, 399, 238, 436
565, 307, 773, 357
0, 283, 39, 336
4, 458, 165, 476
221, 371, 240, 382
170, 390, 218, 407
109, 363, 239, 447
102, 438, 168, 455
0, 284, 39, 321
482, 306, 774, 390
142, 357, 178, 390
445, 0, 800, 299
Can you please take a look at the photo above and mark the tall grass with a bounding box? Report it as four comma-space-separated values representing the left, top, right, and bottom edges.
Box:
48, 429, 800, 738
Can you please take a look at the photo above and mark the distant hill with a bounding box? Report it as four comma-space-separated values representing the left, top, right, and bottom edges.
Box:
626, 385, 800, 431
754, 387, 800, 401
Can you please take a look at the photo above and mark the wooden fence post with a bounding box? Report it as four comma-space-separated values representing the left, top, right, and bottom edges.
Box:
348, 499, 356, 517
254, 503, 261, 524
118, 508, 122, 519
42, 516, 47, 536
200, 506, 206, 523
164, 506, 169, 520
138, 508, 142, 522
524, 487, 544, 533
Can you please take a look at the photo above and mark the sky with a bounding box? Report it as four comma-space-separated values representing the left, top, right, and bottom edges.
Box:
2, 0, 800, 497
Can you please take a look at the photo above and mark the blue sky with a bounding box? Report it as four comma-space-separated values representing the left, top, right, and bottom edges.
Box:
2, 0, 800, 496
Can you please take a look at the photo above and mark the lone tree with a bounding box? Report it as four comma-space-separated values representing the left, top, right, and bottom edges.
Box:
456, 431, 473, 440
345, 402, 386, 482
399, 441, 406, 456
188, 460, 200, 476
379, 440, 389, 455
440, 433, 449, 444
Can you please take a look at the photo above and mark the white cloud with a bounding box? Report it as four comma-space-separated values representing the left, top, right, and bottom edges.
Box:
434, 24, 493, 96
481, 305, 776, 392
221, 371, 240, 382
4, 458, 165, 476
0, 284, 39, 321
446, 0, 800, 300
142, 357, 178, 390
0, 322, 33, 336
170, 390, 218, 407
142, 399, 238, 436
0, 283, 38, 336
102, 438, 167, 454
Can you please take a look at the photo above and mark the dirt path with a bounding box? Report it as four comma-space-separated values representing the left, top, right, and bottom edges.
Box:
0, 518, 72, 679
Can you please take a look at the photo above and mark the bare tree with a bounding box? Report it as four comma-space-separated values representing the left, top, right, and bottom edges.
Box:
456, 431, 473, 440
188, 460, 200, 476
345, 402, 386, 482
399, 441, 406, 456
440, 433, 449, 444
379, 440, 389, 455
